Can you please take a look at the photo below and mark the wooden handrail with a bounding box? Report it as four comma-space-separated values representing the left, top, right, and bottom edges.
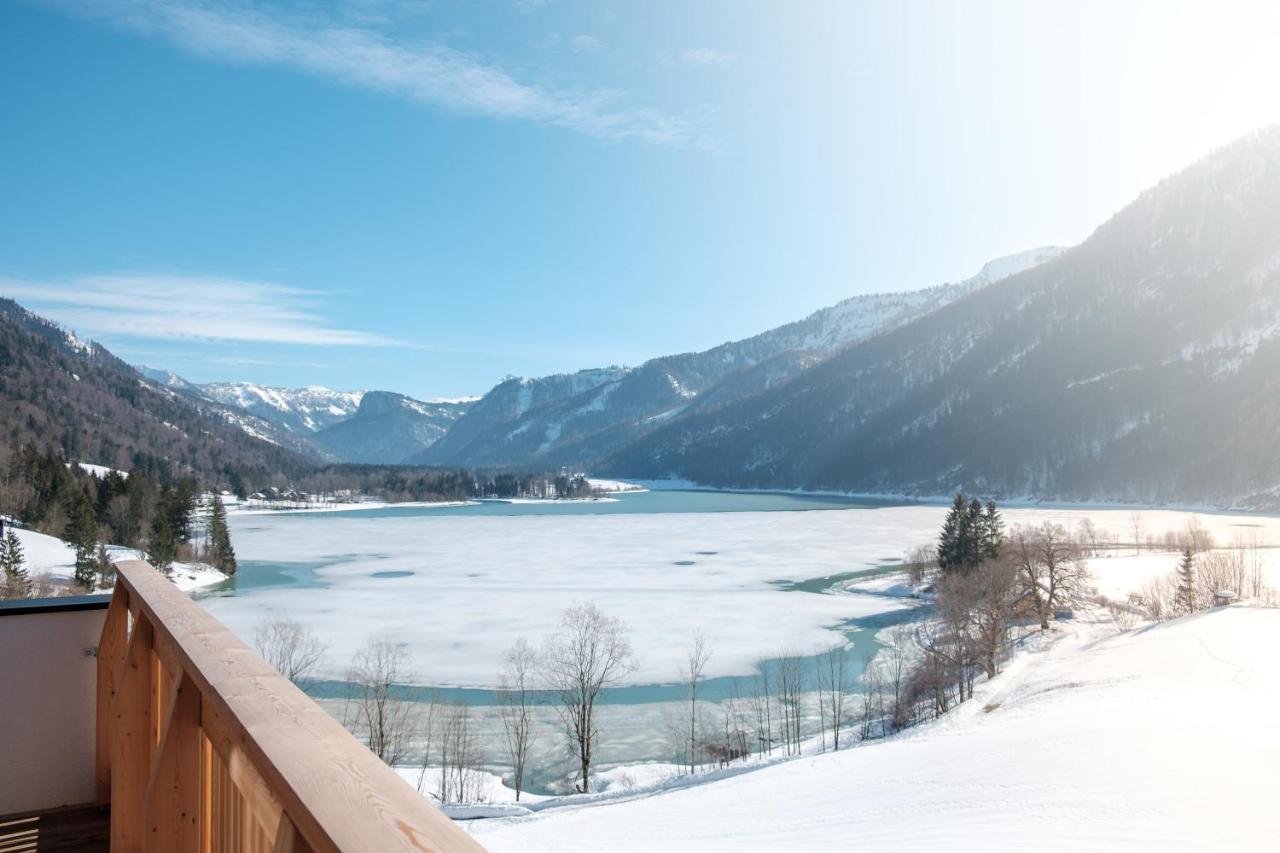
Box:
97, 559, 485, 853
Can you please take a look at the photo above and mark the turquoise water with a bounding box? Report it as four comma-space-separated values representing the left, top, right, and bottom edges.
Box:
301, 599, 919, 707
295, 487, 898, 519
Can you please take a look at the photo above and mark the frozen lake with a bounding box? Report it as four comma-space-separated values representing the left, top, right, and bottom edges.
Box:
197, 491, 1280, 782
202, 490, 919, 689
201, 490, 1276, 689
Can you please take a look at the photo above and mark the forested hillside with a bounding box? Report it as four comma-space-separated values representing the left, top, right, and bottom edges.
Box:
415, 249, 1059, 468
607, 128, 1280, 506
0, 299, 308, 489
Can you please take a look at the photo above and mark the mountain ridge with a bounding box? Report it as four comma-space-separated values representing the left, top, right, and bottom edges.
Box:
604, 126, 1280, 506
413, 246, 1062, 468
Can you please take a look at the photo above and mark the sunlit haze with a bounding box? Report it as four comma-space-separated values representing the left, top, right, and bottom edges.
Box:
4, 0, 1280, 397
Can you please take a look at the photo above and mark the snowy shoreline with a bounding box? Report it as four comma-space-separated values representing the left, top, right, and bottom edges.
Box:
7, 527, 229, 595
467, 601, 1280, 850
631, 479, 1280, 515
232, 499, 479, 516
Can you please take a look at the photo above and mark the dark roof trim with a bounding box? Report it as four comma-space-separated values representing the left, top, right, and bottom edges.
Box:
0, 594, 111, 617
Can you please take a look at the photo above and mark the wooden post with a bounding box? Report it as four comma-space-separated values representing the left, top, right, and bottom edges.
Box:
96, 587, 129, 803
143, 673, 203, 851
111, 615, 154, 853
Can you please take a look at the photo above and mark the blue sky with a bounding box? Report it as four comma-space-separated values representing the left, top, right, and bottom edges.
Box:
3, 0, 1280, 399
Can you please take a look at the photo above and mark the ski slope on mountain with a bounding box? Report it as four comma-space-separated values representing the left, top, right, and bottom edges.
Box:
471, 605, 1279, 851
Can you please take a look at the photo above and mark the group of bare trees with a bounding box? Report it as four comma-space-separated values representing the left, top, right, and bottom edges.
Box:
252, 601, 637, 801
667, 634, 860, 772
893, 515, 1092, 729
1136, 528, 1273, 620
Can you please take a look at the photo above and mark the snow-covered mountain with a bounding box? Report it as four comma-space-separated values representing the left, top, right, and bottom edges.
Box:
608, 126, 1280, 505
414, 247, 1061, 468
197, 382, 364, 434
131, 369, 473, 464
310, 391, 472, 464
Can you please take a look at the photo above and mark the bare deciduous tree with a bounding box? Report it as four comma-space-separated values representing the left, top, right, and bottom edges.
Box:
1199, 547, 1246, 599
1009, 522, 1088, 630
884, 624, 916, 731
497, 638, 539, 801
905, 543, 936, 587
347, 638, 417, 766
542, 602, 634, 793
970, 557, 1019, 677
750, 662, 774, 757
815, 644, 850, 751
1129, 511, 1146, 555
681, 630, 712, 774
413, 692, 440, 796
253, 615, 327, 686
1183, 516, 1214, 553
859, 651, 884, 740
1242, 530, 1267, 599
1076, 518, 1100, 557
775, 652, 805, 754
438, 702, 484, 804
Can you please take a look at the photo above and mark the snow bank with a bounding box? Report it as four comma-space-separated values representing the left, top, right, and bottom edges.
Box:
68, 462, 128, 479
232, 500, 478, 516
391, 766, 547, 807
586, 479, 649, 493
471, 606, 1280, 851
8, 528, 226, 594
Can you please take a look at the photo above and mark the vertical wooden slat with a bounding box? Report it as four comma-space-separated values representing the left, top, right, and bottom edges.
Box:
201, 734, 214, 853
111, 615, 155, 853
108, 560, 485, 853
142, 673, 203, 851
96, 586, 129, 802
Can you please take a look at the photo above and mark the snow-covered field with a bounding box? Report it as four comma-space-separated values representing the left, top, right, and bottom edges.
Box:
470, 602, 1280, 851
205, 505, 1280, 688
7, 527, 227, 594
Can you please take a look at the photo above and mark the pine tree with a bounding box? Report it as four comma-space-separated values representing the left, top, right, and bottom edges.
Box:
938, 493, 1003, 574
67, 486, 99, 591
1176, 547, 1197, 614
95, 542, 115, 590
170, 479, 197, 543
937, 493, 968, 573
206, 494, 237, 575
1, 528, 31, 599
147, 489, 177, 573
981, 500, 1004, 560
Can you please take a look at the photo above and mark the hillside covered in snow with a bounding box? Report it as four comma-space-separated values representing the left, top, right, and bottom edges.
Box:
471, 602, 1279, 852
134, 370, 474, 465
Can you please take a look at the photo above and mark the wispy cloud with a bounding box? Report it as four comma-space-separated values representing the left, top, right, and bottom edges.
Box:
569, 33, 604, 53
674, 47, 730, 67
49, 0, 696, 145
2, 273, 407, 347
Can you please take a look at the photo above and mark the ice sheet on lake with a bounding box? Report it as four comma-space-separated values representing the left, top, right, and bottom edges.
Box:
206, 505, 1280, 687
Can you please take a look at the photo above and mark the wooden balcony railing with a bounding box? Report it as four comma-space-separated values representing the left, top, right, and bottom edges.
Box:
97, 559, 484, 852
